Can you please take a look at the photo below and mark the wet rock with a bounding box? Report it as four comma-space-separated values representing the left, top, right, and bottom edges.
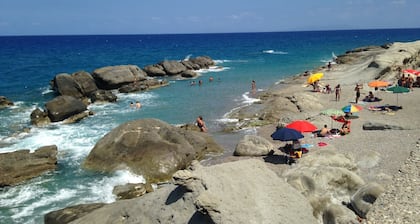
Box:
45, 95, 88, 122
0, 145, 58, 187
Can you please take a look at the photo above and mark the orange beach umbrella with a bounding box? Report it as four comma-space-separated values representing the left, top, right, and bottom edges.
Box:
368, 80, 389, 88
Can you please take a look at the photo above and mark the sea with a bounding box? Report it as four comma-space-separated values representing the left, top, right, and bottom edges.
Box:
1, 28, 419, 223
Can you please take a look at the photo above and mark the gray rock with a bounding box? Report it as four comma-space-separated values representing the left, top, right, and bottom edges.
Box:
51, 73, 84, 98
30, 108, 51, 126
143, 64, 166, 77
89, 89, 117, 103
350, 182, 384, 218
362, 122, 405, 130
0, 96, 14, 108
45, 95, 88, 122
82, 118, 223, 183
180, 70, 198, 78
234, 135, 273, 156
189, 56, 215, 68
160, 60, 187, 76
0, 145, 58, 187
63, 159, 318, 224
92, 65, 148, 90
44, 203, 106, 224
71, 71, 98, 96
112, 183, 154, 200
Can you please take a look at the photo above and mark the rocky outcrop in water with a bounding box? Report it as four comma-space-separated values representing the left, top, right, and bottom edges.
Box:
0, 145, 58, 187
0, 96, 14, 108
82, 118, 224, 183
34, 56, 215, 125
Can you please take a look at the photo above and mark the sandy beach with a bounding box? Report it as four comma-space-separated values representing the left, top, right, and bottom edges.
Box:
225, 41, 420, 223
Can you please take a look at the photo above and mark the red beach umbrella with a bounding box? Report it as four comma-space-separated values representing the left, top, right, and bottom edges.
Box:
286, 120, 317, 133
403, 69, 420, 75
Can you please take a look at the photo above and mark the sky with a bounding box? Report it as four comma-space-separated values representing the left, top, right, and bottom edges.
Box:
0, 0, 419, 36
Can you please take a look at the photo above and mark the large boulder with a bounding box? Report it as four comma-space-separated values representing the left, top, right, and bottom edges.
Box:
51, 73, 84, 98
44, 203, 106, 224
89, 89, 117, 103
143, 64, 166, 77
71, 71, 98, 96
234, 135, 274, 156
350, 183, 384, 219
92, 65, 148, 90
45, 96, 88, 122
189, 56, 215, 68
82, 118, 223, 183
0, 145, 58, 187
284, 149, 365, 223
173, 159, 318, 224
30, 108, 51, 126
54, 159, 318, 224
160, 60, 187, 76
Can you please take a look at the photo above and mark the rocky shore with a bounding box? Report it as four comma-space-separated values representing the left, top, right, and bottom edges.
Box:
38, 41, 420, 223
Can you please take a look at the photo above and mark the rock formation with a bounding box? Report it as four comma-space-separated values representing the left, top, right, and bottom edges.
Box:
47, 159, 318, 224
0, 96, 14, 108
83, 118, 224, 183
0, 145, 58, 187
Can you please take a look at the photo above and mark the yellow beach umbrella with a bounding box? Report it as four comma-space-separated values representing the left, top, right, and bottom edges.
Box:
307, 72, 324, 84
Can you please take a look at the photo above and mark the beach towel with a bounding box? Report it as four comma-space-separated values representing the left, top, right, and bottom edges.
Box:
318, 142, 328, 147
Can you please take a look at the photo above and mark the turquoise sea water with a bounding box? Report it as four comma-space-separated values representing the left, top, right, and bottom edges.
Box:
1, 29, 420, 223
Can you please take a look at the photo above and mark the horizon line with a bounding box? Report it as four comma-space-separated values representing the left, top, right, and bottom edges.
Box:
1, 27, 420, 38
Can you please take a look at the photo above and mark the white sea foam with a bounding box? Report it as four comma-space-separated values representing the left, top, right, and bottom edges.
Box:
263, 49, 288, 55
197, 66, 229, 73
183, 54, 193, 61
86, 170, 145, 203
213, 59, 248, 64
40, 86, 54, 95
242, 92, 261, 104
11, 188, 77, 220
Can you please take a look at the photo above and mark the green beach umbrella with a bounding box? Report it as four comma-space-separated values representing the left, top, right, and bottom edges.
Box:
386, 86, 409, 105
320, 109, 345, 128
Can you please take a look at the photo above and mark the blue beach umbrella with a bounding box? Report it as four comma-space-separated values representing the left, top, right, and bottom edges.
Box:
271, 127, 304, 141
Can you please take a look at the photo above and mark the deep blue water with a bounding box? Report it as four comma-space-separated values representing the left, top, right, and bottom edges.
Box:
1, 28, 419, 223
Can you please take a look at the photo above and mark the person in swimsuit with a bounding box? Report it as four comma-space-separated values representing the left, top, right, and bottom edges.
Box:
196, 116, 207, 132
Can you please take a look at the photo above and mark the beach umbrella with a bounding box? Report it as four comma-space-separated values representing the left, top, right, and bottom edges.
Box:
307, 72, 324, 84
386, 85, 410, 105
342, 104, 363, 113
321, 109, 345, 128
320, 108, 345, 116
368, 80, 390, 88
286, 120, 317, 133
403, 69, 420, 75
271, 127, 304, 141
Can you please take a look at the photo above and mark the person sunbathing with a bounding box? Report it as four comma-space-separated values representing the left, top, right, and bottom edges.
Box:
340, 121, 351, 135
318, 124, 330, 137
